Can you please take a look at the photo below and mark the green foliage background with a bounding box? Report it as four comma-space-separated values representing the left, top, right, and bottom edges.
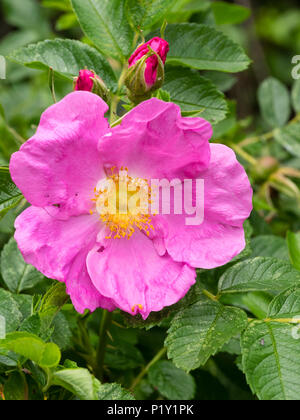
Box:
0, 0, 300, 401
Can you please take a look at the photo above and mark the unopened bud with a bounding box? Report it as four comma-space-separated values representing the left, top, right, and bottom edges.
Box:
74, 70, 110, 103
125, 37, 169, 103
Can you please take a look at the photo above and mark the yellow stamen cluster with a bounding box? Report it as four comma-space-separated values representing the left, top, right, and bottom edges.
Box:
131, 304, 144, 313
91, 167, 154, 240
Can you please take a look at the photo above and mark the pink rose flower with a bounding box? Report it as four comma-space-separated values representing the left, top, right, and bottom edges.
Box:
75, 69, 96, 92
128, 37, 169, 88
10, 92, 252, 319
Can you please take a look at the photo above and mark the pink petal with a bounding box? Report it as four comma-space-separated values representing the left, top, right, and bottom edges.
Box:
65, 248, 116, 314
14, 206, 99, 281
86, 231, 196, 319
15, 206, 114, 312
159, 144, 253, 269
10, 92, 109, 218
99, 98, 212, 180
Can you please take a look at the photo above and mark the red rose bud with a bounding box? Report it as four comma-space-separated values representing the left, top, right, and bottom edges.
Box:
74, 70, 110, 103
125, 37, 169, 103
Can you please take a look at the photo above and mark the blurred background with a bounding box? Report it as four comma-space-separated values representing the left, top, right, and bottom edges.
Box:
0, 0, 300, 401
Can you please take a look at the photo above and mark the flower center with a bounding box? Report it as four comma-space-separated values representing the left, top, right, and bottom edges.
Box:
91, 167, 154, 239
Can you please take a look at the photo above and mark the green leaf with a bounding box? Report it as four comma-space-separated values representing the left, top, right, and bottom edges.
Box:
292, 79, 300, 114
274, 122, 300, 158
0, 348, 19, 369
242, 320, 300, 400
0, 289, 23, 333
211, 1, 251, 25
155, 89, 171, 102
251, 235, 289, 261
221, 335, 242, 355
1, 237, 44, 293
267, 286, 300, 319
242, 292, 272, 319
125, 0, 173, 30
0, 167, 23, 220
164, 67, 228, 124
52, 368, 99, 400
50, 312, 73, 351
202, 71, 236, 92
13, 295, 33, 320
165, 295, 248, 372
40, 282, 69, 312
287, 231, 300, 271
9, 39, 117, 91
162, 23, 251, 72
39, 283, 69, 340
97, 383, 135, 400
4, 372, 27, 400
71, 0, 134, 61
19, 314, 41, 335
218, 257, 300, 295
148, 360, 195, 400
258, 77, 291, 128
105, 341, 144, 370
52, 369, 134, 401
0, 332, 61, 368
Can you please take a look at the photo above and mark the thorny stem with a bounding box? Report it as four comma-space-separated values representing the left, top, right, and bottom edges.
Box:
130, 347, 167, 391
95, 310, 113, 381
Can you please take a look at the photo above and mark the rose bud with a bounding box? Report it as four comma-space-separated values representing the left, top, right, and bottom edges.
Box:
74, 69, 110, 103
250, 156, 279, 183
125, 37, 169, 103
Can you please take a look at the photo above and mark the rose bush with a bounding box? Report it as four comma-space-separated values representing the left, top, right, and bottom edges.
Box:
0, 0, 300, 402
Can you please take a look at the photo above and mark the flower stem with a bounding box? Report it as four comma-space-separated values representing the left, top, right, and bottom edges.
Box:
229, 142, 258, 166
6, 125, 26, 145
109, 63, 128, 125
42, 368, 53, 394
109, 94, 120, 124
202, 289, 219, 302
95, 310, 113, 381
264, 317, 300, 324
130, 347, 167, 391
